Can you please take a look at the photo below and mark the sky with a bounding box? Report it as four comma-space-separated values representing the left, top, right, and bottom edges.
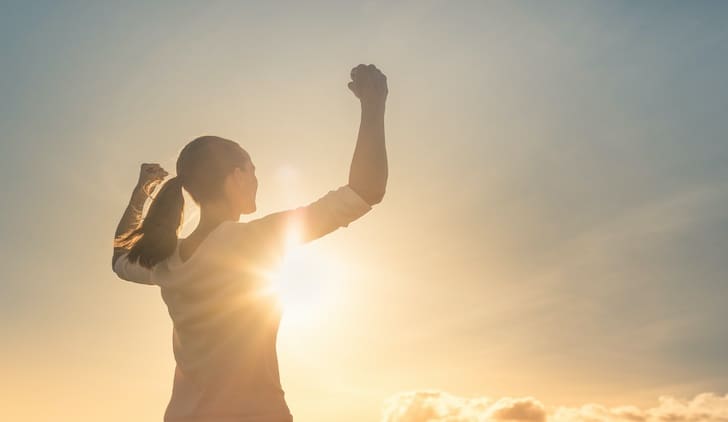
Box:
1, 1, 728, 421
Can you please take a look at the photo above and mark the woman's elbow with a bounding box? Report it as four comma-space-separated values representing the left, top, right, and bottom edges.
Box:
349, 182, 386, 205
111, 257, 123, 280
364, 189, 386, 205
111, 250, 127, 279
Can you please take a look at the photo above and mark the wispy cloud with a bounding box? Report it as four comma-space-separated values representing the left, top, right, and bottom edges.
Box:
382, 390, 728, 422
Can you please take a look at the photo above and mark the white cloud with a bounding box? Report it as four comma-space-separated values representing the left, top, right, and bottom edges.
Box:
382, 391, 728, 422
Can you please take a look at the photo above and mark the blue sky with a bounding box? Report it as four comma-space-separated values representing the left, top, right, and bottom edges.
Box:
1, 1, 727, 421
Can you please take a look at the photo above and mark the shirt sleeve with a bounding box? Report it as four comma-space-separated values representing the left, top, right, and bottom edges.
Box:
113, 251, 154, 285
222, 185, 373, 265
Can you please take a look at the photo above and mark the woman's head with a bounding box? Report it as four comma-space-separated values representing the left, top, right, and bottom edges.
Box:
117, 135, 256, 268
177, 135, 257, 214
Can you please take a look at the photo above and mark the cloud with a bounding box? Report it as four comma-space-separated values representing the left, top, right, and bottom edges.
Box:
381, 391, 546, 422
382, 391, 728, 422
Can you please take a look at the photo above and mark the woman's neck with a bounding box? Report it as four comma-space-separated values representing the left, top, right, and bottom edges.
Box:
192, 203, 238, 238
179, 204, 238, 262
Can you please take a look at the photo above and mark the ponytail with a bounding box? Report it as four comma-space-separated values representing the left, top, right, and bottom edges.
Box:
117, 177, 184, 269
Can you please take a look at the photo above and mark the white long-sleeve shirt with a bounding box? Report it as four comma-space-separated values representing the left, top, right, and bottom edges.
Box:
113, 185, 373, 422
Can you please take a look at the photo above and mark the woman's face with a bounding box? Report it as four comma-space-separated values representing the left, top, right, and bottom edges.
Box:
225, 160, 258, 215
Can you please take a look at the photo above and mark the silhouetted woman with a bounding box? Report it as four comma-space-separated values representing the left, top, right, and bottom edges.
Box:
112, 64, 388, 422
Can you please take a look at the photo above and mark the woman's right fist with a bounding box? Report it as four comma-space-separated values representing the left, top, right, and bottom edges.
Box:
348, 64, 388, 107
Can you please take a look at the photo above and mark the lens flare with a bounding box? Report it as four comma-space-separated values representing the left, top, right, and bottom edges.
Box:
267, 230, 345, 329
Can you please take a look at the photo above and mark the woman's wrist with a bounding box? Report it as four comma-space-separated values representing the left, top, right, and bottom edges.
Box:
361, 102, 386, 124
361, 100, 386, 114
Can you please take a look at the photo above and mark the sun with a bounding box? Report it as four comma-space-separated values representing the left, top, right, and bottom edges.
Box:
266, 235, 346, 329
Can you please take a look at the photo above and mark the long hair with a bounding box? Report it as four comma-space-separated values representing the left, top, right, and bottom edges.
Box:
116, 136, 250, 268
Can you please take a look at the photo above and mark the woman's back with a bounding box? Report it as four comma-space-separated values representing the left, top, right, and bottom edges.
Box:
158, 221, 289, 421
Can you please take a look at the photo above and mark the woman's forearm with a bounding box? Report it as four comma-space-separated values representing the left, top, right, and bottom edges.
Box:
348, 103, 388, 205
112, 185, 147, 266
111, 164, 168, 267
113, 185, 148, 251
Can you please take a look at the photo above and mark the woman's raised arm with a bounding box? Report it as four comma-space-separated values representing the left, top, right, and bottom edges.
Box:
220, 65, 389, 265
347, 64, 388, 205
112, 163, 168, 268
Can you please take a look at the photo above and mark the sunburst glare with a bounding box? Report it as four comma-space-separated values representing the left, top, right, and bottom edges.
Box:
267, 229, 346, 330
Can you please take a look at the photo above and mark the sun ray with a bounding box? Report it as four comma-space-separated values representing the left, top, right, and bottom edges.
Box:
267, 235, 346, 330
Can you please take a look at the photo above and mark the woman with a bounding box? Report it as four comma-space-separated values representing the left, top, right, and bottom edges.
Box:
111, 64, 388, 422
